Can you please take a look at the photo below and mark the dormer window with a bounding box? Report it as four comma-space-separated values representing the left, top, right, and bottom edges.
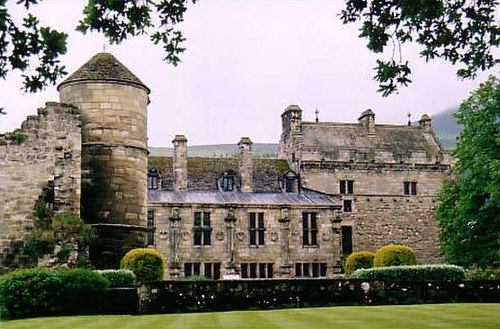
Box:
282, 170, 298, 193
148, 168, 161, 190
219, 170, 237, 191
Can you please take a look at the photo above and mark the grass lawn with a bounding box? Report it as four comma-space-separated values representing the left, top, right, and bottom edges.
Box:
2, 303, 499, 329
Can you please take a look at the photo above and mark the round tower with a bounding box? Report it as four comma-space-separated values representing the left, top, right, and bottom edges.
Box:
58, 53, 150, 268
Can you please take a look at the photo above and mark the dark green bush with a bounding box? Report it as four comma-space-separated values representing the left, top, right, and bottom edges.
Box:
59, 269, 110, 315
350, 264, 466, 281
344, 251, 375, 277
374, 245, 417, 267
120, 248, 165, 284
25, 230, 56, 257
96, 269, 137, 287
0, 268, 62, 319
0, 268, 110, 319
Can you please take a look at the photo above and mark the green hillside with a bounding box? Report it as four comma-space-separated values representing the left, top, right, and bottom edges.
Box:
149, 110, 461, 157
149, 143, 278, 158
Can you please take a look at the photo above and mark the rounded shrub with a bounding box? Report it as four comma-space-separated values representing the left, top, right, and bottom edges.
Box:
120, 248, 165, 283
344, 251, 375, 277
374, 245, 417, 267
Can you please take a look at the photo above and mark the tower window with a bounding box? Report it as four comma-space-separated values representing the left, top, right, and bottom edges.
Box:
249, 212, 265, 246
302, 212, 318, 247
404, 182, 417, 195
340, 180, 354, 194
194, 212, 211, 245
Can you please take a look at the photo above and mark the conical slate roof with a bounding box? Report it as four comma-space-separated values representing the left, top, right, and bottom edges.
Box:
58, 52, 149, 93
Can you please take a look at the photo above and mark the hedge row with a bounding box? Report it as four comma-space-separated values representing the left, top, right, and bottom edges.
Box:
350, 264, 466, 281
96, 269, 136, 287
0, 268, 109, 319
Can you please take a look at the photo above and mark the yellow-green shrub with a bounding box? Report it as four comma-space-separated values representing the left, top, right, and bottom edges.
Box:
374, 245, 417, 267
344, 251, 375, 277
120, 248, 165, 283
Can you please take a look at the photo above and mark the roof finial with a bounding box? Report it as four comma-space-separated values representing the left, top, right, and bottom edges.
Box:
315, 108, 319, 123
407, 112, 411, 126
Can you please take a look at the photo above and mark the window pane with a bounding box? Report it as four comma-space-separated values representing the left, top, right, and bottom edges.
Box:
267, 264, 273, 279
303, 263, 310, 277
320, 263, 327, 277
194, 229, 202, 246
295, 263, 302, 277
342, 226, 353, 256
343, 200, 352, 212
185, 263, 192, 277
312, 263, 319, 277
249, 213, 256, 228
258, 213, 264, 228
411, 182, 417, 195
259, 263, 266, 278
258, 229, 265, 246
203, 229, 211, 245
194, 212, 201, 226
404, 182, 410, 195
347, 180, 354, 194
241, 263, 248, 278
204, 263, 212, 279
203, 212, 211, 227
214, 263, 221, 280
250, 263, 257, 278
193, 263, 200, 276
340, 180, 346, 194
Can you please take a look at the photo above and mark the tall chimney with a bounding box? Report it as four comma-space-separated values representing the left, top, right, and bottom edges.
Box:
419, 114, 432, 132
238, 137, 253, 193
172, 135, 188, 191
358, 109, 376, 136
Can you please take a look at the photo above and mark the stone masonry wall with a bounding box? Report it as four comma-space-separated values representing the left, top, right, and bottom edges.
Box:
301, 165, 449, 263
0, 102, 81, 269
150, 204, 341, 279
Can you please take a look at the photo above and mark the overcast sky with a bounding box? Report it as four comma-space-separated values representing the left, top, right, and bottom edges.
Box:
0, 0, 497, 146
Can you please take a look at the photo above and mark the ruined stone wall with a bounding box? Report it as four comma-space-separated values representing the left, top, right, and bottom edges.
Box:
0, 103, 81, 268
150, 204, 341, 279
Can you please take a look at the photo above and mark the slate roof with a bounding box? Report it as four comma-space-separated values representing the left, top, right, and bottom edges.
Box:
148, 189, 338, 207
301, 122, 444, 160
58, 52, 149, 92
148, 156, 290, 193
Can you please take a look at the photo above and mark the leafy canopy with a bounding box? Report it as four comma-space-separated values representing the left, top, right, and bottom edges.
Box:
341, 0, 499, 96
0, 0, 497, 102
437, 75, 500, 268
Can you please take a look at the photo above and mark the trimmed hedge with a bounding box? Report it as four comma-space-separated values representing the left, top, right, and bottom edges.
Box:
374, 245, 417, 267
350, 264, 466, 281
344, 251, 375, 277
120, 248, 165, 284
96, 269, 137, 287
0, 268, 109, 319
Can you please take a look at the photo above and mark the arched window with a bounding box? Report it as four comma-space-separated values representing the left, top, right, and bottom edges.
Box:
282, 170, 298, 193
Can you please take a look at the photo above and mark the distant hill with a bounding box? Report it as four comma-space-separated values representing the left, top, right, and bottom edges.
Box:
429, 108, 462, 150
413, 108, 462, 150
149, 111, 461, 157
149, 143, 278, 158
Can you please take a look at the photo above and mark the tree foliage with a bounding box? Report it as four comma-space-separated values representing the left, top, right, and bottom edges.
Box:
341, 0, 499, 96
0, 0, 497, 100
437, 75, 500, 269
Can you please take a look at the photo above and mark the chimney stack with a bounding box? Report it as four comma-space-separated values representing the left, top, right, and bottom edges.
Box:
238, 137, 253, 193
172, 135, 188, 191
419, 114, 432, 132
358, 109, 376, 136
